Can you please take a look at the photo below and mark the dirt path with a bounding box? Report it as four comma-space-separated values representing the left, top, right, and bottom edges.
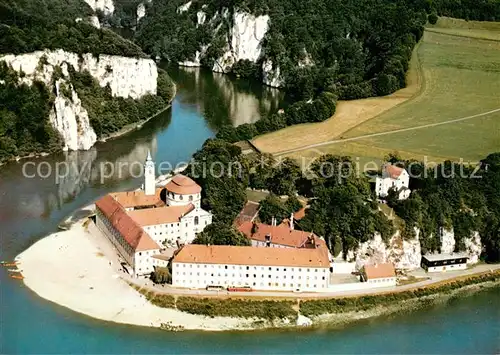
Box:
252, 41, 424, 154
275, 107, 500, 157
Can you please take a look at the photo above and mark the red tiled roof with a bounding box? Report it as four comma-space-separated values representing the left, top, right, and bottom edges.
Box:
234, 201, 260, 226
173, 244, 330, 268
128, 204, 195, 226
384, 164, 404, 179
363, 263, 396, 279
165, 174, 201, 195
294, 206, 307, 220
95, 194, 160, 252
110, 188, 165, 209
238, 222, 316, 248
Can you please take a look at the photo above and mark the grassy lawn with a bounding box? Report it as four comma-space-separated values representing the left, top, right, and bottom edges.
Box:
252, 42, 422, 154
255, 17, 500, 162
246, 189, 270, 202
340, 27, 500, 162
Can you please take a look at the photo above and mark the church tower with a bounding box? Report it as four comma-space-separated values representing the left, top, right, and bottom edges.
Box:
144, 150, 155, 195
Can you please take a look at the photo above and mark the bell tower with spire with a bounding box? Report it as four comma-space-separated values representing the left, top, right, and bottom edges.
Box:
144, 150, 155, 195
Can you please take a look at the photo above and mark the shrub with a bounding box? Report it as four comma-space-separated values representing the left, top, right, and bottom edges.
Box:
428, 13, 438, 24
176, 297, 296, 320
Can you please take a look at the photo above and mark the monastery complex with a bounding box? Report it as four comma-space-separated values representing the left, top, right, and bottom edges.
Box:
94, 154, 470, 293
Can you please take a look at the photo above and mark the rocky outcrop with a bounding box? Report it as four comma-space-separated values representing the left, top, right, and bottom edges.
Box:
76, 16, 101, 29
464, 232, 482, 264
1, 49, 158, 151
353, 232, 421, 270
137, 3, 146, 22
349, 227, 481, 270
1, 49, 157, 99
440, 228, 456, 254
212, 12, 269, 74
84, 0, 114, 15
175, 4, 285, 87
262, 59, 284, 88
50, 79, 97, 150
177, 1, 192, 13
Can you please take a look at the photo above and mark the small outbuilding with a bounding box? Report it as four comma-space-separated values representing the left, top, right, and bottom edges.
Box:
360, 263, 397, 287
421, 253, 468, 273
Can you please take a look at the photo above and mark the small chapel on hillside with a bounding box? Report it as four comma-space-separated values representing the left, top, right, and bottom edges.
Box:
375, 164, 411, 200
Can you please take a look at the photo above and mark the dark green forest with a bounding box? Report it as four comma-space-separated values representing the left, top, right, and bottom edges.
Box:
432, 0, 500, 21
136, 0, 428, 101
0, 63, 62, 161
0, 0, 175, 163
185, 140, 500, 262
0, 0, 145, 57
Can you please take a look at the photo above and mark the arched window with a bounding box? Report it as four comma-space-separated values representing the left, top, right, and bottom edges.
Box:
194, 216, 199, 225
180, 195, 183, 200
189, 195, 193, 201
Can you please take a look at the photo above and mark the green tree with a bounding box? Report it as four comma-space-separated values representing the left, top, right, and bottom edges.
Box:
151, 267, 171, 284
193, 223, 251, 246
428, 12, 438, 24
258, 194, 288, 225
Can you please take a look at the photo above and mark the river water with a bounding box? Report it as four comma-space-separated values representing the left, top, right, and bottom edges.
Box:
0, 67, 499, 354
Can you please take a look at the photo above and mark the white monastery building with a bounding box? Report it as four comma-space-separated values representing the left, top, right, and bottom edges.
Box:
421, 253, 468, 272
375, 164, 411, 200
360, 263, 397, 288
95, 151, 212, 277
171, 244, 331, 292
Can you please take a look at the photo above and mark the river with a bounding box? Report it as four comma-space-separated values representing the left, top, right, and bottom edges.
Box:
0, 67, 499, 354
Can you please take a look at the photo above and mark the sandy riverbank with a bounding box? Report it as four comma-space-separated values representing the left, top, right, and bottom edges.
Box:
16, 219, 255, 331
15, 212, 500, 332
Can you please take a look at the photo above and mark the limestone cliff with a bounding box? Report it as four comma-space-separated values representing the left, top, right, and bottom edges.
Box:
349, 228, 482, 270
211, 12, 269, 74
84, 0, 115, 15
1, 49, 158, 151
175, 4, 285, 87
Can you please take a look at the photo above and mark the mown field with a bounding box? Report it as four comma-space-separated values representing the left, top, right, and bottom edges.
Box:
254, 18, 500, 164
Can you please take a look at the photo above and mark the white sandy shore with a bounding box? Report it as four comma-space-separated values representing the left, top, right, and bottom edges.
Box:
16, 220, 254, 331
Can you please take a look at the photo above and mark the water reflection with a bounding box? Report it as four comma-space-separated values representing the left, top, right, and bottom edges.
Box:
167, 66, 284, 128
0, 68, 284, 259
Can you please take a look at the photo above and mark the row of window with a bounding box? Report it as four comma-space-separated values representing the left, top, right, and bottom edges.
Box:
98, 212, 133, 255
168, 192, 198, 201
369, 278, 394, 283
176, 263, 328, 273
175, 271, 327, 280
176, 278, 323, 289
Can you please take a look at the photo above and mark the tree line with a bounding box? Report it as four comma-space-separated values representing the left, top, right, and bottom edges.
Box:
0, 0, 145, 57
135, 0, 428, 101
184, 140, 500, 262
0, 0, 176, 164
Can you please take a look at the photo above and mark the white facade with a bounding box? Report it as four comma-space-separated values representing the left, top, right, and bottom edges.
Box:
425, 263, 467, 273
172, 262, 330, 292
141, 207, 212, 247
375, 166, 411, 200
166, 190, 201, 208
95, 209, 160, 277
134, 249, 161, 276
364, 277, 397, 288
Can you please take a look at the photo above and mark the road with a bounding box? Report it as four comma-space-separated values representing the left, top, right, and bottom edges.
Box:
274, 107, 500, 156
130, 263, 500, 299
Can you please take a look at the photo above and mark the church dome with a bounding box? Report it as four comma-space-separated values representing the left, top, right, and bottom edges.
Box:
165, 174, 202, 195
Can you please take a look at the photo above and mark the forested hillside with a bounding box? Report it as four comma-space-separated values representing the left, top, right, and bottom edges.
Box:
0, 0, 175, 163
136, 0, 428, 100
184, 139, 500, 262
432, 0, 500, 21
0, 0, 145, 56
